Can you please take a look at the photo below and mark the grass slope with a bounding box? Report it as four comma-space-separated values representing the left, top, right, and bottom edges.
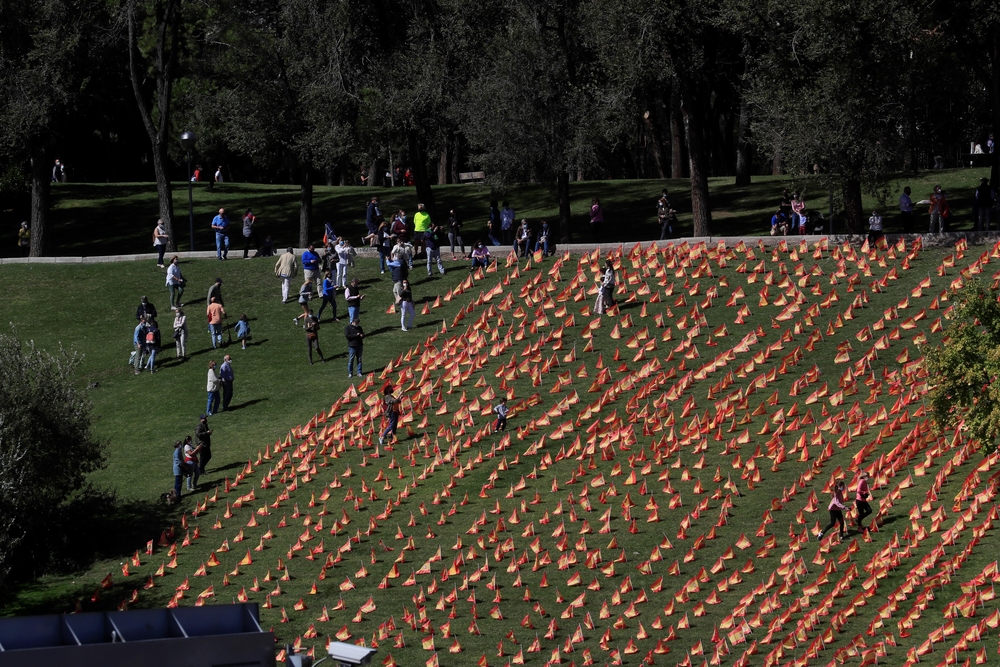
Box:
0, 168, 994, 257
2, 238, 999, 667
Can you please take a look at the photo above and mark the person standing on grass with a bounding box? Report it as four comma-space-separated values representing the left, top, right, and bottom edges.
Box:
132, 316, 148, 375
589, 198, 604, 241
274, 247, 298, 303
172, 440, 185, 498
345, 317, 364, 378
207, 277, 225, 308
818, 481, 849, 540
447, 209, 464, 260
345, 278, 364, 322
304, 309, 324, 365
205, 361, 221, 416
183, 435, 202, 490
211, 208, 230, 260
166, 256, 186, 308
219, 354, 234, 411
854, 472, 874, 529
412, 203, 432, 258
600, 260, 616, 311
317, 270, 338, 322
335, 237, 351, 288
376, 221, 392, 274
195, 414, 213, 474
17, 222, 30, 256
379, 385, 401, 446
928, 185, 948, 233
301, 244, 321, 295
867, 209, 884, 246
397, 279, 415, 331
207, 296, 226, 349
144, 319, 161, 373
173, 308, 188, 358
366, 196, 381, 238
488, 201, 502, 246
241, 208, 258, 259
152, 218, 169, 268
425, 224, 445, 276
975, 177, 995, 231
293, 279, 314, 326
136, 295, 158, 321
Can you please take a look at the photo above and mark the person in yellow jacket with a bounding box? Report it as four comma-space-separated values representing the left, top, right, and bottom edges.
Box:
412, 203, 431, 259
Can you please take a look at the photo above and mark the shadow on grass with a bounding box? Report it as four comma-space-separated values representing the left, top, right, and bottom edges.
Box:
225, 398, 269, 411
0, 487, 176, 616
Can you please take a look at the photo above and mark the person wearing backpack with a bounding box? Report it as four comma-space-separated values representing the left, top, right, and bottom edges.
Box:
144, 319, 161, 373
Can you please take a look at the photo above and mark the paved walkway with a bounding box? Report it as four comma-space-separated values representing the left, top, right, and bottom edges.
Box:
1, 232, 994, 265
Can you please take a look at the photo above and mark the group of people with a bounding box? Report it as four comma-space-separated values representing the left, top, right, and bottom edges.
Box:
208, 208, 275, 261
819, 472, 875, 540
769, 189, 812, 236
897, 179, 997, 234
171, 414, 214, 497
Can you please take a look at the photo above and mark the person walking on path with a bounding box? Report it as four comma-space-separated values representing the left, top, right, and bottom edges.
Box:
241, 208, 258, 259
345, 278, 364, 322
818, 481, 850, 540
318, 270, 339, 322
183, 436, 202, 490
293, 279, 314, 326
379, 385, 401, 446
854, 472, 874, 529
447, 209, 464, 260
195, 414, 213, 474
274, 247, 298, 303
173, 308, 188, 358
152, 219, 169, 267
397, 279, 415, 331
212, 208, 230, 260
17, 222, 30, 256
132, 316, 148, 375
205, 362, 221, 416
899, 186, 914, 233
345, 317, 364, 378
166, 256, 186, 308
301, 244, 321, 295
590, 198, 604, 241
304, 310, 324, 365
144, 319, 161, 373
207, 296, 226, 349
219, 354, 234, 411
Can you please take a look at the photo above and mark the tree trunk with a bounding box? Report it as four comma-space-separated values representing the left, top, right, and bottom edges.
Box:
367, 160, 377, 187
438, 148, 448, 185
772, 149, 783, 176
990, 30, 1000, 188
643, 100, 668, 180
842, 176, 864, 235
450, 135, 460, 185
408, 133, 437, 218
299, 159, 313, 248
28, 144, 50, 257
558, 171, 571, 243
735, 92, 752, 186
680, 79, 712, 237
126, 0, 179, 252
669, 78, 685, 179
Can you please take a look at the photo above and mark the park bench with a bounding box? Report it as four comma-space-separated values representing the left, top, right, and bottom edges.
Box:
458, 171, 486, 183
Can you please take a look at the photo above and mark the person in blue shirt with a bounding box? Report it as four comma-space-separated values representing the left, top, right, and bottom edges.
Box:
301, 244, 321, 295
211, 208, 230, 260
317, 269, 339, 321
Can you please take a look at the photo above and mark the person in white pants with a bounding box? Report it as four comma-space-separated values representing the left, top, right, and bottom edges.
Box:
274, 247, 298, 302
335, 238, 351, 288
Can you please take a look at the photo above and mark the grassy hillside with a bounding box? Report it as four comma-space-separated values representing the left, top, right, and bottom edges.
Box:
1, 238, 998, 667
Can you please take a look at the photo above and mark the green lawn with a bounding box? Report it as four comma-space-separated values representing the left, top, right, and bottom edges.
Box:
1, 238, 998, 667
1, 169, 994, 258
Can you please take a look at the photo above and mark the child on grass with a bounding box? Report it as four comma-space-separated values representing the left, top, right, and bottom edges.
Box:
235, 314, 251, 350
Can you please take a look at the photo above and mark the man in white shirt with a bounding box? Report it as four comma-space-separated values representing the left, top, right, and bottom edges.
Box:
898, 186, 913, 233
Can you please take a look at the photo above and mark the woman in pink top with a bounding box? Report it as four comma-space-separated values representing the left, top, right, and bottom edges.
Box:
589, 198, 604, 242
854, 471, 873, 529
819, 481, 849, 540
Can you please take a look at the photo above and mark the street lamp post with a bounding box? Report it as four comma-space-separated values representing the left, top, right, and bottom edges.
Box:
180, 131, 197, 251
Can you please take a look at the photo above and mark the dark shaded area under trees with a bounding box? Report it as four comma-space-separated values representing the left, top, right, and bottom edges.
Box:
1, 0, 998, 254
